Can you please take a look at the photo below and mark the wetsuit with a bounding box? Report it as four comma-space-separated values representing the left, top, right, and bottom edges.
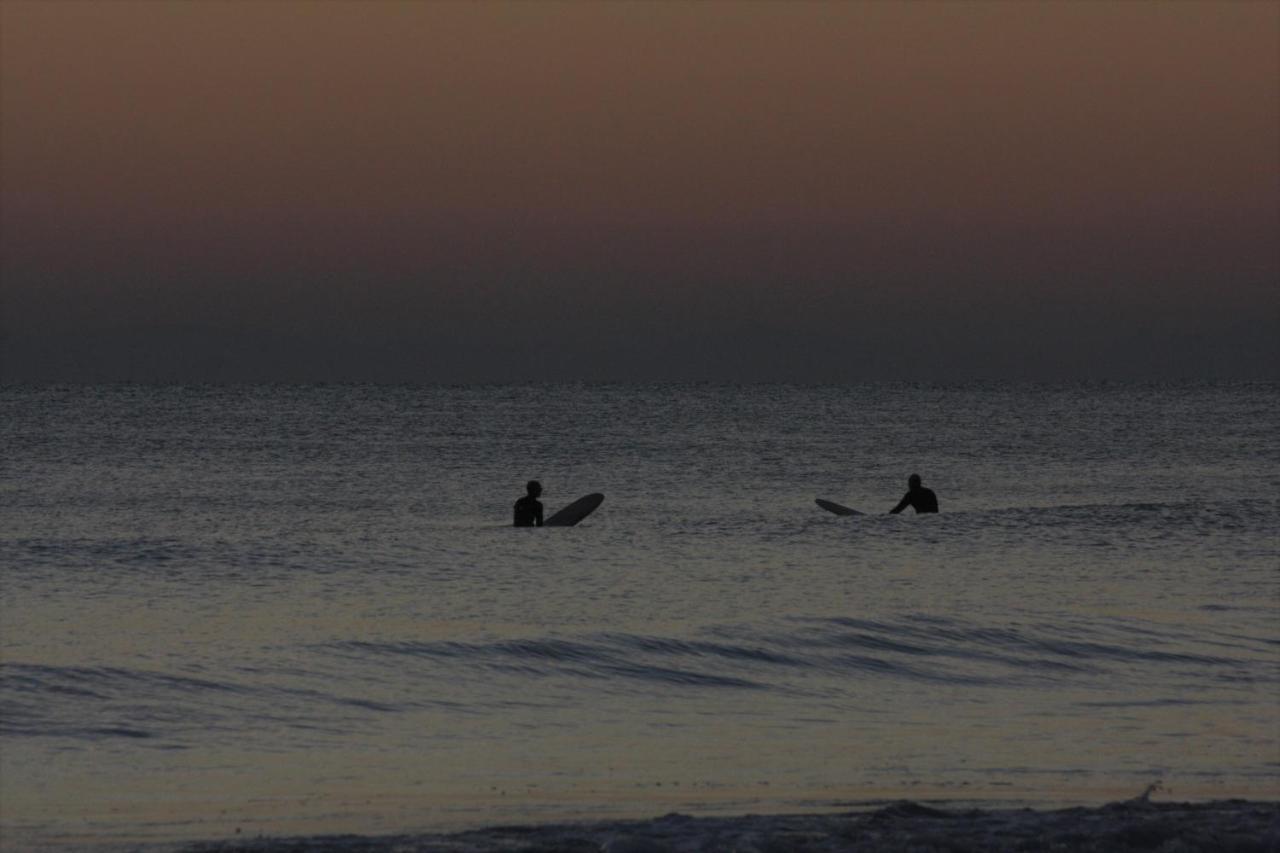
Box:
513, 496, 543, 527
890, 486, 938, 514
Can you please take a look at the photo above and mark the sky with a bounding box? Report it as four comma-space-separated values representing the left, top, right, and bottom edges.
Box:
2, 0, 1277, 382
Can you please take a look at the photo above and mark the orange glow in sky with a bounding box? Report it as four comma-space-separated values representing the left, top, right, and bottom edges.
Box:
2, 1, 1276, 380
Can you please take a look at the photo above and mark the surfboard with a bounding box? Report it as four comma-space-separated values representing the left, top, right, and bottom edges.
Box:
545, 493, 605, 527
816, 498, 863, 516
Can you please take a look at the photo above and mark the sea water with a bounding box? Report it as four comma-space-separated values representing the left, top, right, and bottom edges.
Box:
1, 383, 1277, 847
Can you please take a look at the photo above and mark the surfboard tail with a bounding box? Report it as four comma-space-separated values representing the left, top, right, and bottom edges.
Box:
816, 498, 862, 516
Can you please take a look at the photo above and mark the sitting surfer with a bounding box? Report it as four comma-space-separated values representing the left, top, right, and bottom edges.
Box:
890, 473, 938, 514
513, 480, 544, 527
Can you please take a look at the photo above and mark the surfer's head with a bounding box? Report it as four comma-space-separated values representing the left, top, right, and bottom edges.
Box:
526, 480, 542, 498
908, 473, 922, 488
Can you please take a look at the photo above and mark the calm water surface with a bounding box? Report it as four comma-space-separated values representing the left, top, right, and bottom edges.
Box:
1, 384, 1277, 846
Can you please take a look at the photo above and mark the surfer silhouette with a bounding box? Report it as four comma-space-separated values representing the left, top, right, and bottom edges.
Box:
890, 473, 938, 514
513, 480, 544, 527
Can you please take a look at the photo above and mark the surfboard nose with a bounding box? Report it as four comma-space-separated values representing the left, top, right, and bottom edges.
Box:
545, 493, 605, 527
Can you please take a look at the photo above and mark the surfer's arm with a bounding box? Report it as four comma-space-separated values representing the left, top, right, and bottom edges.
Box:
534, 502, 544, 527
889, 494, 910, 514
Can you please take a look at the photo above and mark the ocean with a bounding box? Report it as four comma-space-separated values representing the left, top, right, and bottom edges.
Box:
1, 383, 1277, 849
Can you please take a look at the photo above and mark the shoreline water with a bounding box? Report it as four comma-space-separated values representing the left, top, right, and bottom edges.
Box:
8, 789, 1278, 852
11, 797, 1274, 853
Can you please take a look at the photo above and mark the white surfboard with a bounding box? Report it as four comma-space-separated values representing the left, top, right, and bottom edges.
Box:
816, 498, 863, 516
545, 493, 605, 527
